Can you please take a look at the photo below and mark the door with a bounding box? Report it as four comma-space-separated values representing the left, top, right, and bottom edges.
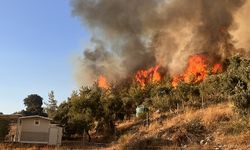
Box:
49, 127, 58, 145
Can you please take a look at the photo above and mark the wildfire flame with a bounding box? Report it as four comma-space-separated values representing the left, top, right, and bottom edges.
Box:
97, 55, 222, 89
172, 55, 222, 87
97, 75, 110, 89
212, 63, 223, 74
135, 65, 161, 87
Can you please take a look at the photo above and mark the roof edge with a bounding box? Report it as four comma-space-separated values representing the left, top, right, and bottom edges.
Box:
19, 115, 52, 121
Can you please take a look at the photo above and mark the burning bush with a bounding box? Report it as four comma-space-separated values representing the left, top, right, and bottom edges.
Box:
172, 55, 222, 87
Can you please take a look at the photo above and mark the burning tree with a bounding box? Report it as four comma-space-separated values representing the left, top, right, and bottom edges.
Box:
172, 55, 223, 87
135, 65, 161, 88
97, 75, 110, 90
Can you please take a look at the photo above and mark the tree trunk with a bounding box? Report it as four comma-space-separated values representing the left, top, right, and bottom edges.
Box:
86, 130, 91, 142
109, 120, 115, 134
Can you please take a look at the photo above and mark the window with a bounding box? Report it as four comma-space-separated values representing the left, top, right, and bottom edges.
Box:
34, 119, 40, 126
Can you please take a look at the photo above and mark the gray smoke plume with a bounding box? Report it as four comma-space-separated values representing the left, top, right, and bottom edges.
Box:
71, 0, 248, 86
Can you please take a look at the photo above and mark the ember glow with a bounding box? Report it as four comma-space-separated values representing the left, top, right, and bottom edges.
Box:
172, 55, 222, 87
135, 65, 161, 87
97, 75, 110, 89
212, 64, 223, 74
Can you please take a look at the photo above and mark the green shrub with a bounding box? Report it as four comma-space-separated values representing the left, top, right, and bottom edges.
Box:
200, 74, 227, 105
153, 95, 181, 112
174, 83, 202, 109
231, 84, 250, 116
225, 56, 250, 116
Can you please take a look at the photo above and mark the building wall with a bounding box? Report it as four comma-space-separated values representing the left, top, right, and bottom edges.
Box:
48, 126, 62, 145
19, 118, 50, 143
20, 132, 49, 143
21, 118, 50, 132
16, 117, 62, 145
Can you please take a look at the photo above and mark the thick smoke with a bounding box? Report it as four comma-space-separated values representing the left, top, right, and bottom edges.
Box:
71, 0, 248, 86
232, 0, 250, 50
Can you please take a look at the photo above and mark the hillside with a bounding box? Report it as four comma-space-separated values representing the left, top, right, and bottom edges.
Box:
105, 103, 250, 149
1, 103, 249, 150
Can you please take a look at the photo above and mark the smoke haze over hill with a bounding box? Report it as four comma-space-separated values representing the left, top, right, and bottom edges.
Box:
71, 0, 250, 86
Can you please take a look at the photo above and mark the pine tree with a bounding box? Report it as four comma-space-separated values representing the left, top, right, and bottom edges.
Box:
45, 91, 58, 118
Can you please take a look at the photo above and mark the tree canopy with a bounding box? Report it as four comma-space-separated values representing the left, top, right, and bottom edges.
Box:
45, 91, 58, 118
22, 94, 47, 117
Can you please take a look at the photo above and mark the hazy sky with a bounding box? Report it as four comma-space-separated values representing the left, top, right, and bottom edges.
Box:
0, 0, 90, 114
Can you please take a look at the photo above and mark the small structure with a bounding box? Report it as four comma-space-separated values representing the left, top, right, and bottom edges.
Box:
136, 105, 150, 126
136, 105, 149, 117
16, 115, 62, 145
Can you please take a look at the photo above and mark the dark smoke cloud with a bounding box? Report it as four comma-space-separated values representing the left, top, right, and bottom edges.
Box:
71, 0, 248, 86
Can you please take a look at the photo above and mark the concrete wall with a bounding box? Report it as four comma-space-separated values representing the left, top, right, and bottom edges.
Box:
20, 118, 50, 132
16, 117, 62, 145
20, 132, 49, 143
18, 118, 50, 143
48, 126, 63, 145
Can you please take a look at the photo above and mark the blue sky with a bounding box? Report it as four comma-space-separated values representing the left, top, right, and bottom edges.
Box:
0, 0, 90, 114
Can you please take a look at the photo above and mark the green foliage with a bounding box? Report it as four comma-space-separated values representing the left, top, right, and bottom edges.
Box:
152, 94, 180, 112
54, 100, 73, 138
173, 83, 202, 109
225, 56, 250, 116
54, 85, 125, 138
0, 119, 10, 142
45, 91, 58, 118
200, 74, 226, 105
52, 55, 250, 139
69, 87, 98, 138
22, 94, 47, 117
127, 83, 149, 106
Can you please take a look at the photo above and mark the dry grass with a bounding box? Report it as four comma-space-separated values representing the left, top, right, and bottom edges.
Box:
0, 144, 62, 150
114, 103, 250, 149
113, 103, 235, 149
199, 103, 233, 126
137, 103, 233, 135
116, 118, 138, 130
214, 130, 250, 150
0, 143, 112, 150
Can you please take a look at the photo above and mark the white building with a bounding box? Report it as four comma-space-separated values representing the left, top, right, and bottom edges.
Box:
16, 115, 62, 145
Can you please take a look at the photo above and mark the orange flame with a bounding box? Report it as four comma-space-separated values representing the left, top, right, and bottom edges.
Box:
172, 55, 222, 87
135, 65, 161, 87
98, 75, 110, 89
183, 55, 208, 83
212, 63, 223, 74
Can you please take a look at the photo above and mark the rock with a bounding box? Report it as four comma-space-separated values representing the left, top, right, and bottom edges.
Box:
214, 144, 223, 150
200, 140, 205, 145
